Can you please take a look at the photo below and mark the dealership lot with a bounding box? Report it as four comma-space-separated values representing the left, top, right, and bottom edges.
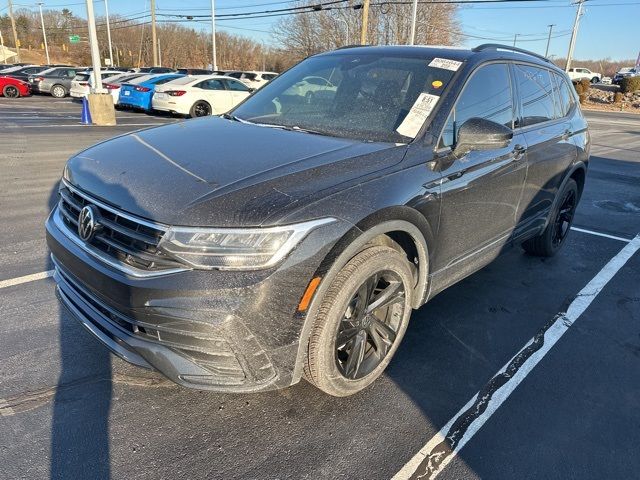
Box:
1, 97, 639, 479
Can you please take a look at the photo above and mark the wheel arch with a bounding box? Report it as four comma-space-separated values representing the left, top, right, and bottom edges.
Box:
542, 161, 587, 231
291, 206, 434, 384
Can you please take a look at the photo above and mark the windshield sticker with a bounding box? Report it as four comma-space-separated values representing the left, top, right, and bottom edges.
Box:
432, 80, 443, 89
429, 58, 463, 71
396, 92, 440, 138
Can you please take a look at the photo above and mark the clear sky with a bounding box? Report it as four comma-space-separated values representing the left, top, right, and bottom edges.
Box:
16, 0, 640, 62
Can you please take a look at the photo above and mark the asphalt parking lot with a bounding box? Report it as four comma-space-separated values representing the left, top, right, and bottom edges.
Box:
1, 97, 639, 480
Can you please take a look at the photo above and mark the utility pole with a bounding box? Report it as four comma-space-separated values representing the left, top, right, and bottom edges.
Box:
0, 30, 6, 64
513, 33, 519, 47
104, 0, 113, 67
545, 24, 555, 58
37, 2, 50, 64
409, 0, 418, 45
151, 0, 158, 66
85, 0, 104, 92
158, 36, 162, 66
360, 0, 370, 45
565, 0, 584, 71
210, 0, 217, 70
7, 0, 20, 63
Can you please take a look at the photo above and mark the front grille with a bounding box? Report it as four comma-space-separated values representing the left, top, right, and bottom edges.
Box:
58, 182, 183, 272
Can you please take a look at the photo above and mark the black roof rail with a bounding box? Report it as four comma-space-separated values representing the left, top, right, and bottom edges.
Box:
472, 43, 552, 63
335, 44, 373, 50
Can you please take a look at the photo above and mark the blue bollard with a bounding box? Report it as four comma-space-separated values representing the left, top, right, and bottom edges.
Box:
81, 96, 92, 125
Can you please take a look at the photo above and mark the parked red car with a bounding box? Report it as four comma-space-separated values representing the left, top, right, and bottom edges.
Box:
0, 76, 31, 97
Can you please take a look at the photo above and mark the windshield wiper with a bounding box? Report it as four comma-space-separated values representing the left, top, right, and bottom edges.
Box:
223, 114, 329, 137
221, 113, 244, 122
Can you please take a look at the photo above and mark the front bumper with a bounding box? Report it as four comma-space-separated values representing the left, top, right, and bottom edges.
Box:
46, 206, 347, 392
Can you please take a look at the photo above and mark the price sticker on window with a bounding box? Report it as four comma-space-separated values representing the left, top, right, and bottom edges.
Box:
396, 93, 440, 138
428, 58, 463, 71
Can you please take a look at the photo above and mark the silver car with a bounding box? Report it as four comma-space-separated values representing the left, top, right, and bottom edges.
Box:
30, 67, 80, 98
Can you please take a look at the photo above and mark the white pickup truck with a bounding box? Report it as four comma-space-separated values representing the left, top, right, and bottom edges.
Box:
567, 67, 601, 84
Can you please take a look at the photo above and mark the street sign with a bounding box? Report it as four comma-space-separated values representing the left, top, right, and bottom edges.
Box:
69, 35, 80, 44
104, 58, 112, 66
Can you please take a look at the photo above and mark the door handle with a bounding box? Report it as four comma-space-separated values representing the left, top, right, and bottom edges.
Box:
562, 129, 573, 140
446, 170, 464, 181
512, 144, 527, 159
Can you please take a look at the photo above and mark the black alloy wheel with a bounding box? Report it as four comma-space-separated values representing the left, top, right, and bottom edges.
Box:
552, 188, 577, 247
522, 178, 579, 257
304, 245, 414, 396
191, 101, 211, 117
336, 271, 405, 380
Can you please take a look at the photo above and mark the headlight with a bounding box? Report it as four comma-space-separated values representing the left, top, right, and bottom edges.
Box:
157, 218, 335, 270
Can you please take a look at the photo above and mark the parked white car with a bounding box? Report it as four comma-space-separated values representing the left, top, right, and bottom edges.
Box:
283, 75, 337, 102
70, 70, 122, 98
152, 75, 251, 117
227, 71, 278, 90
567, 67, 601, 84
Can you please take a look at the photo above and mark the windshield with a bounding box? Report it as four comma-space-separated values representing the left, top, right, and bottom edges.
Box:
231, 53, 458, 143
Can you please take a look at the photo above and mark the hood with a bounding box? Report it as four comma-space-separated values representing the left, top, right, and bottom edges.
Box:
64, 116, 405, 226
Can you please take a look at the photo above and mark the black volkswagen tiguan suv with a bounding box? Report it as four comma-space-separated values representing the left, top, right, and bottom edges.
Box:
46, 44, 589, 396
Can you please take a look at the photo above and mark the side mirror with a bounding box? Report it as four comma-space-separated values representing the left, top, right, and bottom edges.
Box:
453, 117, 513, 157
247, 87, 255, 93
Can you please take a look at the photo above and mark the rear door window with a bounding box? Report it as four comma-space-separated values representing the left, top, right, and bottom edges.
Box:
440, 63, 514, 148
513, 64, 557, 127
196, 79, 225, 90
225, 79, 250, 91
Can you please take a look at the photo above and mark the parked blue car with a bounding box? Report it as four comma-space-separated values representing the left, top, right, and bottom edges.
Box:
118, 74, 184, 111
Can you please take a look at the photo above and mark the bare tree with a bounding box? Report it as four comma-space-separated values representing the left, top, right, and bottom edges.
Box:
274, 1, 462, 63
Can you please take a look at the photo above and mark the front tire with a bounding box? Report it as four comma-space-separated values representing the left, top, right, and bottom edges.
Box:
522, 179, 579, 257
3, 85, 20, 98
304, 246, 414, 397
591, 77, 599, 84
51, 84, 67, 98
189, 100, 212, 118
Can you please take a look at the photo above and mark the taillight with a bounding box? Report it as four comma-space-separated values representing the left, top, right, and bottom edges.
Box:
134, 86, 151, 92
79, 82, 88, 86
166, 90, 186, 96
35, 76, 44, 82
104, 83, 119, 90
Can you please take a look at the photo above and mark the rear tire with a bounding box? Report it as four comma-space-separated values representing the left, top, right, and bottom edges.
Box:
522, 179, 579, 257
304, 246, 414, 397
189, 100, 212, 118
51, 84, 67, 98
591, 77, 599, 84
3, 85, 20, 98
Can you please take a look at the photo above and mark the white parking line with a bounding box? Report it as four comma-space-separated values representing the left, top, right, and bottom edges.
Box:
570, 226, 632, 243
393, 233, 640, 480
0, 270, 54, 290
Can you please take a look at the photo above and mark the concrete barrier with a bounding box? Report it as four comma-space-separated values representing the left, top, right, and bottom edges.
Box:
87, 93, 117, 126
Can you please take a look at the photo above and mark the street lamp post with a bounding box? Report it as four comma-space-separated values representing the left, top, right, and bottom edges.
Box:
545, 24, 555, 58
337, 18, 349, 45
85, 0, 104, 93
409, 0, 418, 45
210, 0, 218, 70
37, 2, 50, 64
104, 0, 114, 67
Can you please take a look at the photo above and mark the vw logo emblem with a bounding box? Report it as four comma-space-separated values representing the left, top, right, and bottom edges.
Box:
78, 205, 100, 242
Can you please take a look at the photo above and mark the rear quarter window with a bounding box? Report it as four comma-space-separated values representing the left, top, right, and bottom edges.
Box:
513, 64, 556, 127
